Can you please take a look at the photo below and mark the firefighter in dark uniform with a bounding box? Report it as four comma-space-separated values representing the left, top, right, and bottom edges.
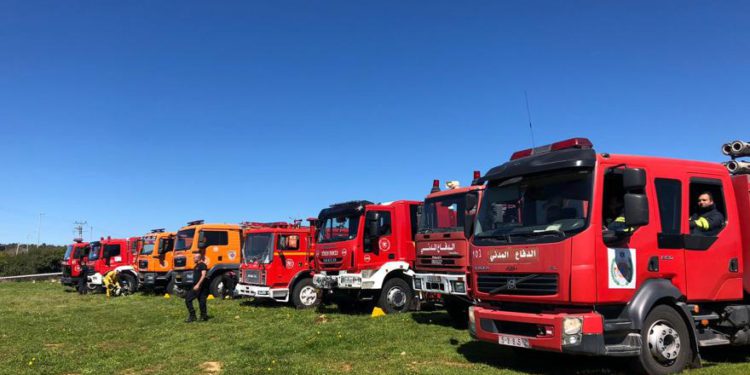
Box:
690, 192, 725, 236
77, 259, 89, 295
184, 251, 209, 322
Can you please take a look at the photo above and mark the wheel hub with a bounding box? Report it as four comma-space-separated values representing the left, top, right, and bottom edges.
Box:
387, 287, 406, 308
647, 320, 681, 364
299, 286, 317, 306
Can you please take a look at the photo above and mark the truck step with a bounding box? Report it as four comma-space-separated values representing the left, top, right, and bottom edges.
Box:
698, 337, 731, 347
692, 313, 720, 321
604, 333, 642, 357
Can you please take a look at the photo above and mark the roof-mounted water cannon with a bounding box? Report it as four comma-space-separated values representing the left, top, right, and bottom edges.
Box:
431, 179, 440, 193
510, 137, 593, 160
187, 220, 204, 226
150, 228, 165, 233
471, 170, 482, 186
445, 181, 460, 190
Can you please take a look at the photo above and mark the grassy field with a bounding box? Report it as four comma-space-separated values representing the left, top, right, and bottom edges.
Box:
1, 282, 750, 375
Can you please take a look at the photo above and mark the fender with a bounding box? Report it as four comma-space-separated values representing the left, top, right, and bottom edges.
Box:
114, 265, 137, 277
361, 261, 411, 289
619, 278, 683, 330
207, 263, 240, 280
289, 269, 313, 289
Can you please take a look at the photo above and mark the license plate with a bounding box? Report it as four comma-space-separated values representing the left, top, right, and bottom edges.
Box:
427, 276, 442, 284
498, 335, 530, 348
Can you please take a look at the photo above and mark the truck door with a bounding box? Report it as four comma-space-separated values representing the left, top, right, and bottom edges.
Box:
362, 209, 395, 268
277, 233, 303, 284
683, 176, 742, 300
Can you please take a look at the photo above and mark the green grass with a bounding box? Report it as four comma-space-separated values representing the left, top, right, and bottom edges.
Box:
1, 282, 749, 375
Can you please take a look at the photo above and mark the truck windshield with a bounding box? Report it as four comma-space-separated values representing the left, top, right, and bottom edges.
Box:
420, 193, 466, 233
175, 229, 195, 251
141, 237, 156, 255
243, 233, 274, 264
88, 243, 101, 261
63, 245, 73, 261
474, 169, 593, 245
317, 214, 360, 243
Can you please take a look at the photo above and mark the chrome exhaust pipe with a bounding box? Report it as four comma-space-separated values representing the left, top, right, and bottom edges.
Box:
730, 141, 750, 157
722, 142, 733, 155
726, 160, 750, 174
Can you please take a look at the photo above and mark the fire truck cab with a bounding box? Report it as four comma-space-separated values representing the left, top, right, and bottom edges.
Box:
411, 174, 484, 324
61, 238, 89, 287
85, 236, 139, 294
468, 138, 750, 375
136, 229, 176, 291
236, 220, 320, 308
313, 200, 421, 313
172, 220, 242, 298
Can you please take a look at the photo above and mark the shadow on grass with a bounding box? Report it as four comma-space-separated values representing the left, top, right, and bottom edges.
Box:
699, 345, 750, 365
410, 311, 466, 330
457, 341, 630, 374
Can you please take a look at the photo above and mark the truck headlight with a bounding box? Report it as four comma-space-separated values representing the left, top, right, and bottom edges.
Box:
452, 281, 466, 294
563, 317, 583, 335
468, 306, 476, 326
361, 269, 375, 279
414, 279, 422, 290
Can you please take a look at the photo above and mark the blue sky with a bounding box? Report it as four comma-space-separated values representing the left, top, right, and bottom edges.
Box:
1, 1, 748, 245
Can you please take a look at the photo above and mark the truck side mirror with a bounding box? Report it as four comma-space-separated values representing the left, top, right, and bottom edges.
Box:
623, 168, 646, 190
464, 192, 479, 239
624, 193, 649, 227
198, 231, 207, 249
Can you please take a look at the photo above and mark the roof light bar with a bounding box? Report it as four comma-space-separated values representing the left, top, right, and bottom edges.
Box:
187, 220, 204, 226
150, 228, 165, 233
510, 137, 593, 160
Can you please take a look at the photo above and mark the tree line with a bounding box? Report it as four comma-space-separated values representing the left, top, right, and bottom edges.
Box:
0, 243, 66, 277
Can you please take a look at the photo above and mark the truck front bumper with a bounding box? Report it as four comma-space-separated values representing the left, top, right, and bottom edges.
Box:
313, 272, 375, 290
235, 283, 289, 302
413, 273, 467, 295
138, 272, 170, 286
86, 272, 103, 286
173, 270, 194, 286
470, 306, 607, 355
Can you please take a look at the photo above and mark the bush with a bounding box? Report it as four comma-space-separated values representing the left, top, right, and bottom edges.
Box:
0, 244, 66, 277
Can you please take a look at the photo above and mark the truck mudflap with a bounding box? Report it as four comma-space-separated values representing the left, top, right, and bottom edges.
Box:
235, 283, 290, 302
470, 306, 614, 356
412, 272, 468, 295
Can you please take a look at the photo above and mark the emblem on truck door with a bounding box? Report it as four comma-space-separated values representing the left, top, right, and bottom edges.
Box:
379, 238, 390, 251
608, 248, 636, 289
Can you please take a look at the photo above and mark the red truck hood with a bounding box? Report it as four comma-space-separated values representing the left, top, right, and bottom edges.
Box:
315, 241, 356, 272
471, 239, 572, 303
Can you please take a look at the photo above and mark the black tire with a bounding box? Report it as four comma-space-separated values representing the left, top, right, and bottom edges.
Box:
118, 273, 137, 295
377, 277, 414, 314
444, 296, 470, 328
631, 305, 693, 375
291, 278, 320, 309
167, 277, 187, 298
209, 276, 225, 298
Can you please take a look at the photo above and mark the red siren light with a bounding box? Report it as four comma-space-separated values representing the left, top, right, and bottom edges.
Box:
473, 170, 481, 180
510, 138, 593, 160
431, 179, 440, 193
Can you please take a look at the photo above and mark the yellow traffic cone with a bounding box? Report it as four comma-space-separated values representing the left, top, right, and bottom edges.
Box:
371, 307, 386, 318
207, 294, 215, 300
164, 293, 171, 299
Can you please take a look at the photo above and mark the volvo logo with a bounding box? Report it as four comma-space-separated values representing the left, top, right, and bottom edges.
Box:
507, 279, 517, 290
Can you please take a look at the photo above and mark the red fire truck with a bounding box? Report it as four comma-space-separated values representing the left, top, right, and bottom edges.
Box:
313, 200, 422, 313
85, 236, 140, 294
411, 174, 484, 324
468, 137, 750, 374
236, 220, 320, 308
61, 238, 89, 287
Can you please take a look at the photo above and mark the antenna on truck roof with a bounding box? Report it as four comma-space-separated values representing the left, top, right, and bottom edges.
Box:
524, 90, 536, 148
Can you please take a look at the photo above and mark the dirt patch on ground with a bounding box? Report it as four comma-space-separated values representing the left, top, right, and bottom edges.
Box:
44, 343, 64, 349
314, 314, 329, 324
199, 361, 222, 374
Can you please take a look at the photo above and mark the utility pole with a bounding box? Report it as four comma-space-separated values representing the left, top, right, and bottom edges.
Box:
37, 213, 44, 247
90, 225, 94, 241
74, 221, 87, 239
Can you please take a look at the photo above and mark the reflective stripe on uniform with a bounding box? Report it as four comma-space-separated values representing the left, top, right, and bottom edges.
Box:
694, 217, 710, 230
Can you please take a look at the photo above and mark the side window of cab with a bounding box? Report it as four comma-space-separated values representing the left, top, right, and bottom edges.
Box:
684, 178, 727, 250
278, 235, 300, 251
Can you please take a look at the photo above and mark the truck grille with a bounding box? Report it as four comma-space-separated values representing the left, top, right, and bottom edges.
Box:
174, 257, 186, 268
477, 273, 558, 296
243, 270, 264, 285
318, 257, 343, 270
138, 260, 148, 270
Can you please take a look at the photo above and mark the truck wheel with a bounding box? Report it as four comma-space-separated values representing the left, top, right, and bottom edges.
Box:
292, 278, 320, 309
444, 296, 469, 328
119, 273, 137, 295
167, 278, 186, 298
209, 276, 225, 298
632, 305, 693, 375
378, 278, 413, 314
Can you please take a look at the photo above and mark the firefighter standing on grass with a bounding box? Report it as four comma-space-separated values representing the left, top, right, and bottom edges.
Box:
185, 251, 209, 322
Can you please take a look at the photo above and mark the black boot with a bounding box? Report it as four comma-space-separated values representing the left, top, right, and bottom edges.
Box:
185, 315, 196, 323
200, 315, 209, 322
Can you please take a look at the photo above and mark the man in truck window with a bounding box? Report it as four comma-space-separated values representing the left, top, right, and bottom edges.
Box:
689, 192, 725, 236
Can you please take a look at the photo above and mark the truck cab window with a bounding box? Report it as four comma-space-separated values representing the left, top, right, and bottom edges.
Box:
203, 231, 229, 246
278, 235, 300, 250
688, 179, 726, 237
601, 170, 627, 232
376, 212, 392, 236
